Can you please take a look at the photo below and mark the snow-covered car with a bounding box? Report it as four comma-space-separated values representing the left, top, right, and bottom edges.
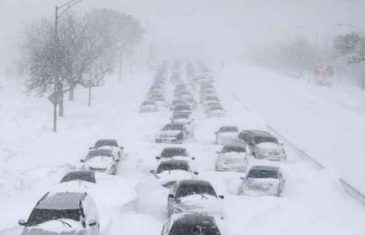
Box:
90, 139, 123, 161
171, 113, 194, 136
238, 165, 285, 197
139, 100, 159, 113
215, 144, 249, 172
238, 130, 287, 161
215, 126, 239, 145
155, 123, 189, 144
60, 170, 96, 184
150, 159, 198, 187
167, 179, 224, 217
205, 105, 225, 118
161, 213, 221, 235
81, 149, 119, 175
18, 192, 100, 235
156, 147, 195, 163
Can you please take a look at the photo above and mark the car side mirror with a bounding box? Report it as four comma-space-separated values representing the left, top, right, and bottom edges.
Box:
155, 156, 161, 160
192, 157, 196, 160
219, 195, 224, 199
80, 159, 85, 163
88, 220, 97, 227
168, 194, 174, 199
193, 171, 199, 175
150, 170, 156, 174
18, 219, 27, 226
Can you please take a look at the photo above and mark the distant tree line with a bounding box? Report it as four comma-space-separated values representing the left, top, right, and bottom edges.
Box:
19, 9, 144, 116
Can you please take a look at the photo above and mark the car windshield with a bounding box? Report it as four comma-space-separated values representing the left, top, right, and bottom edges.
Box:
254, 136, 278, 144
248, 169, 279, 179
86, 150, 113, 159
176, 183, 217, 198
156, 162, 189, 173
170, 222, 220, 235
219, 126, 238, 132
26, 208, 82, 226
162, 124, 183, 131
61, 171, 96, 183
161, 148, 187, 158
95, 140, 118, 148
221, 146, 245, 153
173, 113, 189, 119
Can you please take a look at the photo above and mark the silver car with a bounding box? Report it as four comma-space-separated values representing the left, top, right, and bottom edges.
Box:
215, 144, 249, 172
238, 165, 285, 197
19, 192, 99, 235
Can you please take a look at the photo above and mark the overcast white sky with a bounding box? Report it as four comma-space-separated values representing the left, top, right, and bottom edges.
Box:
0, 0, 364, 69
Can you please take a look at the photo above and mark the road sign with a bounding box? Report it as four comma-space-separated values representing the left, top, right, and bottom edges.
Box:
48, 91, 62, 105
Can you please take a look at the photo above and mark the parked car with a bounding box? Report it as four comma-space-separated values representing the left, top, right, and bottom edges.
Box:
81, 149, 119, 175
156, 147, 195, 162
90, 139, 123, 160
150, 159, 198, 187
215, 126, 239, 145
167, 180, 224, 217
155, 123, 188, 144
171, 113, 194, 135
18, 192, 99, 235
238, 130, 287, 161
215, 144, 249, 172
238, 165, 285, 197
161, 213, 221, 235
140, 100, 159, 113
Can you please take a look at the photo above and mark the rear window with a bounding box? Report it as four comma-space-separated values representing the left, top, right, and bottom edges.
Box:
221, 146, 245, 153
248, 169, 278, 179
219, 126, 238, 132
61, 171, 96, 183
161, 148, 187, 158
95, 139, 118, 148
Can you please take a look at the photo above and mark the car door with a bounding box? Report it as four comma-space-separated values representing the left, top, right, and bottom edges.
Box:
82, 196, 99, 235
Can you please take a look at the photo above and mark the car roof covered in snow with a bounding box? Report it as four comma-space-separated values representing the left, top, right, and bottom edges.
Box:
36, 192, 86, 210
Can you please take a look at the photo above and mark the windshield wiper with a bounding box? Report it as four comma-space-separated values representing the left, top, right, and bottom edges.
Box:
55, 219, 72, 228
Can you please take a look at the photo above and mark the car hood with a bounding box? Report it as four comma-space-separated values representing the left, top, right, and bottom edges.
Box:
23, 220, 83, 235
256, 142, 282, 151
245, 178, 280, 195
83, 157, 113, 169
158, 130, 182, 137
156, 170, 193, 183
218, 153, 247, 163
177, 194, 222, 213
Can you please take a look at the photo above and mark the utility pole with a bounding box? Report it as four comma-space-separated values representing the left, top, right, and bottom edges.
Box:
52, 0, 84, 132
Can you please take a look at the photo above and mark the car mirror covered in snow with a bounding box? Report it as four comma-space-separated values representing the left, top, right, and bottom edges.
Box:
88, 220, 97, 226
80, 159, 85, 163
18, 219, 27, 226
193, 171, 199, 175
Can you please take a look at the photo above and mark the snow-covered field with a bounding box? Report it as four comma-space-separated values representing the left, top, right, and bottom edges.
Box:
1, 64, 365, 235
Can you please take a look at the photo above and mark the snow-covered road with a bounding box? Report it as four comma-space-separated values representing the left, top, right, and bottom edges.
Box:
1, 64, 365, 234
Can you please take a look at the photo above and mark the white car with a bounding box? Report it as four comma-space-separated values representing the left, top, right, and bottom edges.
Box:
238, 165, 285, 197
215, 144, 249, 172
81, 149, 119, 175
18, 192, 100, 235
90, 139, 123, 161
155, 123, 188, 144
215, 126, 239, 145
150, 159, 198, 187
171, 113, 194, 136
167, 180, 224, 218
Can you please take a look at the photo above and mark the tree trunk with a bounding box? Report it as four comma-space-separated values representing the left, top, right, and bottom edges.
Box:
69, 86, 75, 101
58, 83, 64, 117
88, 86, 92, 107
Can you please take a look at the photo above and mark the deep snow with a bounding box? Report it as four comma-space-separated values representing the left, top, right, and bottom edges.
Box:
0, 64, 365, 235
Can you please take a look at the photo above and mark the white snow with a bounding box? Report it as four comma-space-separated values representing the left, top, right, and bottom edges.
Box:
1, 64, 365, 235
